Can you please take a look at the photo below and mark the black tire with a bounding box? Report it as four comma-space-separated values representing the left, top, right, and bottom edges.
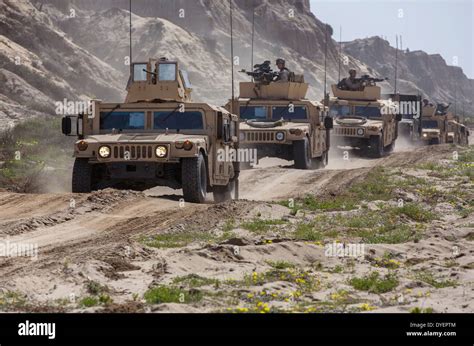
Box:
385, 141, 395, 153
293, 137, 312, 169
213, 179, 235, 203
313, 150, 328, 169
368, 135, 384, 158
72, 158, 93, 193
182, 153, 207, 203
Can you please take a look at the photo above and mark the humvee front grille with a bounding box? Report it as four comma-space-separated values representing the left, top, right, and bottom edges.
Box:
245, 131, 275, 142
334, 127, 359, 137
111, 145, 154, 160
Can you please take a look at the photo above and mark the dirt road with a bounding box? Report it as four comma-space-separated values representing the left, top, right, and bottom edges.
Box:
0, 145, 472, 313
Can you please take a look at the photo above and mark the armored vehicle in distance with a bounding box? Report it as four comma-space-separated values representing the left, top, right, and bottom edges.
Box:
326, 79, 401, 158
226, 64, 333, 170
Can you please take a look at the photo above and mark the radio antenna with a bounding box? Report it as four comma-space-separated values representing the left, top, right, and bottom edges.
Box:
251, 1, 255, 74
323, 24, 328, 100
394, 35, 399, 94
230, 0, 235, 107
338, 26, 342, 82
129, 0, 132, 75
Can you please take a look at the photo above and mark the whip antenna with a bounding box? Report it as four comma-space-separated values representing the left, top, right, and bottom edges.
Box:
129, 0, 132, 75
394, 35, 399, 94
323, 24, 328, 100
230, 0, 235, 108
251, 1, 255, 75
338, 26, 342, 82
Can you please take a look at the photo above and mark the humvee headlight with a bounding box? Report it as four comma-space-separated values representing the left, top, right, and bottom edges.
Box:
98, 146, 111, 158
276, 132, 285, 141
183, 140, 194, 151
422, 133, 428, 138
155, 146, 168, 158
77, 141, 88, 151
357, 128, 365, 136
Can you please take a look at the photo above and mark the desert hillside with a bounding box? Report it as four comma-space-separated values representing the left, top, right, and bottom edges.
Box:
0, 0, 472, 129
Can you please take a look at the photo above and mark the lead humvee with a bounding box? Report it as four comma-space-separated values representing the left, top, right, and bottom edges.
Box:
61, 58, 239, 204
226, 70, 333, 170
326, 81, 401, 158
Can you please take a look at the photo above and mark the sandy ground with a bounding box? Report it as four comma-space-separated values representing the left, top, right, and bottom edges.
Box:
0, 144, 472, 313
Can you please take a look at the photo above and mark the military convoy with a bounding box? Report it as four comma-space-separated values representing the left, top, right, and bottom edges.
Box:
60, 55, 470, 202
61, 58, 239, 204
225, 64, 333, 170
326, 79, 401, 158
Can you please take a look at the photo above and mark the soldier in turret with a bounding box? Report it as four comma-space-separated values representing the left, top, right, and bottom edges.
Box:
338, 69, 362, 91
275, 58, 291, 82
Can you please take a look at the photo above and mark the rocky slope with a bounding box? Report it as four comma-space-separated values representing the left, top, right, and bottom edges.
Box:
0, 0, 472, 129
344, 37, 474, 116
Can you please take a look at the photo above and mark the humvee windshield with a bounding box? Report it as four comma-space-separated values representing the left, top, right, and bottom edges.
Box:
153, 111, 204, 130
240, 106, 267, 120
422, 120, 439, 129
133, 64, 147, 82
158, 64, 176, 81
100, 111, 145, 130
272, 106, 307, 121
355, 106, 381, 119
181, 70, 192, 88
329, 105, 351, 117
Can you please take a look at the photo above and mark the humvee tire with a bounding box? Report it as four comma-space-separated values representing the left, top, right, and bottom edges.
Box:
213, 179, 235, 203
313, 150, 328, 169
293, 137, 312, 169
369, 135, 384, 158
72, 158, 93, 193
182, 153, 207, 203
385, 141, 395, 153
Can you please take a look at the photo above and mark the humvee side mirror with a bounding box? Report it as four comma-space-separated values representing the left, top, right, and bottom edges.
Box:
62, 115, 82, 137
223, 124, 231, 143
62, 117, 72, 135
324, 116, 334, 130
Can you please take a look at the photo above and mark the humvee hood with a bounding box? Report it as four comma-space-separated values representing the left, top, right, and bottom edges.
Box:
240, 122, 309, 131
85, 133, 208, 144
335, 117, 382, 127
422, 129, 440, 134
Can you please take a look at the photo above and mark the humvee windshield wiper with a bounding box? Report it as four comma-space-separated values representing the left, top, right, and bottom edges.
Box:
100, 104, 121, 122
158, 105, 182, 126
273, 102, 295, 120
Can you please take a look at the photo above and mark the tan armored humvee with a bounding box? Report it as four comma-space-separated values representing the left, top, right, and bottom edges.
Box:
326, 84, 400, 158
62, 58, 239, 204
446, 117, 470, 146
226, 80, 333, 170
420, 104, 450, 145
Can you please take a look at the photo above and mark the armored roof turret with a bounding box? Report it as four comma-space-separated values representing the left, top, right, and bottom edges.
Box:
125, 58, 192, 103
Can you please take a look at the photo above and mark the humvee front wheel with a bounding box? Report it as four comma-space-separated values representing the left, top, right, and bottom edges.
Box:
293, 138, 312, 169
313, 150, 328, 169
182, 153, 207, 203
369, 135, 384, 158
213, 179, 235, 203
72, 158, 93, 193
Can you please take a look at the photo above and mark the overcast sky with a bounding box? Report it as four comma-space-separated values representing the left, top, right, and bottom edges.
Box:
310, 0, 474, 78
